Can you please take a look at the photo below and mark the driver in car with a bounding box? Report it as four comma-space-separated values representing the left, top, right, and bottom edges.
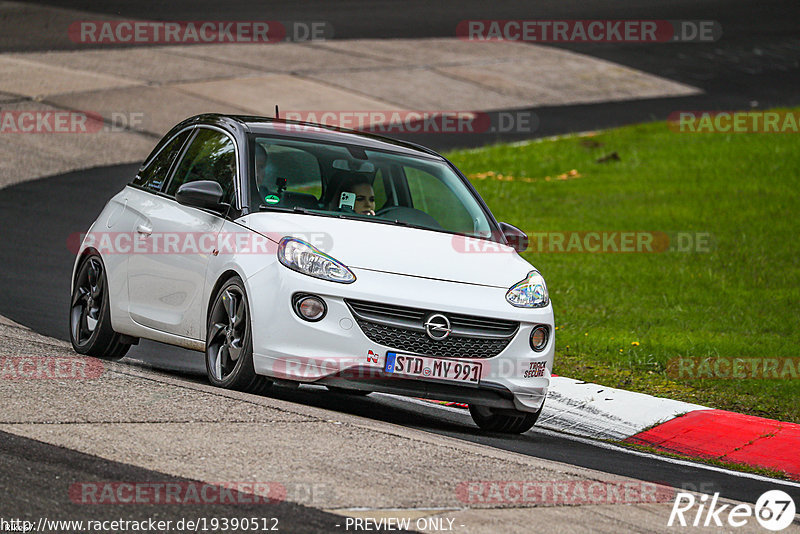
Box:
329, 175, 375, 216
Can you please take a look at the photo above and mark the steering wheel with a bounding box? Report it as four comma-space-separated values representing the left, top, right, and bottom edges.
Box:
375, 205, 442, 228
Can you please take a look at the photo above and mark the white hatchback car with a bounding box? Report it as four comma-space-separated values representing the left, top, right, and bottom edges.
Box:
70, 114, 554, 433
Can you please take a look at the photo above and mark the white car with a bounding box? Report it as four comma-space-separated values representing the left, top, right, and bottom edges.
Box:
70, 114, 554, 433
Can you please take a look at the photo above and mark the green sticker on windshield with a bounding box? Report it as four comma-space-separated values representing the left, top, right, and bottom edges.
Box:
264, 194, 280, 204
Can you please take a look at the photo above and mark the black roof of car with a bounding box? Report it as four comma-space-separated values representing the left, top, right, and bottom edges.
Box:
175, 113, 445, 160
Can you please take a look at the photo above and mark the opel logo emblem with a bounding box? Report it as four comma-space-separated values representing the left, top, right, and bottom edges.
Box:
424, 313, 452, 341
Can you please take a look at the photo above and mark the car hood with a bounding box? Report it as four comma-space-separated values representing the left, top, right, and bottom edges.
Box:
238, 212, 535, 288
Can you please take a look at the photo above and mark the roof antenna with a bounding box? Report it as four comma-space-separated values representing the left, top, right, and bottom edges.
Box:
275, 105, 280, 119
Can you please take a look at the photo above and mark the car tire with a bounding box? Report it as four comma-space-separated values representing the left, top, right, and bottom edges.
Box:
206, 277, 271, 395
468, 401, 544, 434
69, 254, 130, 360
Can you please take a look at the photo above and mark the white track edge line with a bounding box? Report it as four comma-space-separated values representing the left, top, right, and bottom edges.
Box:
379, 394, 800, 489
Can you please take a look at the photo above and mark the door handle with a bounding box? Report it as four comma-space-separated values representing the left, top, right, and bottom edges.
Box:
136, 224, 153, 236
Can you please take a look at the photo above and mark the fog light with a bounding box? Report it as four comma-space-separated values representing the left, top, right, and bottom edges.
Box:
530, 325, 549, 352
294, 295, 326, 322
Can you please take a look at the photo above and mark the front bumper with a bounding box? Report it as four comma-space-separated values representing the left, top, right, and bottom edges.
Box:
245, 265, 554, 413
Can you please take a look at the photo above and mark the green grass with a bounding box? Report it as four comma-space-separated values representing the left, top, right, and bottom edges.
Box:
445, 109, 800, 424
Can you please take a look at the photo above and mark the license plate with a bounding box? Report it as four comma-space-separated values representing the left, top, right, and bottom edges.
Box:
384, 352, 481, 384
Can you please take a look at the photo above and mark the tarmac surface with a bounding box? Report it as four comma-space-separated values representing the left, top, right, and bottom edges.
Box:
2, 1, 800, 531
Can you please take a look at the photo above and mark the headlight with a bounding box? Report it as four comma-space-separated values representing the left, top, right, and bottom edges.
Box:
277, 237, 356, 284
506, 270, 549, 308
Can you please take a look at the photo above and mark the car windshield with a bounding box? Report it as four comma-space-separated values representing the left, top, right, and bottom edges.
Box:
248, 135, 497, 240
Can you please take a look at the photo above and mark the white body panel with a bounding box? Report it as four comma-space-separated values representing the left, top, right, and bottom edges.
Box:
238, 212, 534, 288
124, 187, 222, 339
75, 186, 554, 413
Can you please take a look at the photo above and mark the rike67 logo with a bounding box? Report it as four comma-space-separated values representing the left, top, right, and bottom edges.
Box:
668, 490, 796, 531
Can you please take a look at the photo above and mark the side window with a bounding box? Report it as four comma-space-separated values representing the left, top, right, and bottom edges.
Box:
167, 129, 236, 204
404, 166, 474, 233
132, 129, 191, 192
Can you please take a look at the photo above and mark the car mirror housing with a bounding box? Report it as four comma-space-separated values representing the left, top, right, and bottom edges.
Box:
498, 222, 529, 253
175, 180, 225, 211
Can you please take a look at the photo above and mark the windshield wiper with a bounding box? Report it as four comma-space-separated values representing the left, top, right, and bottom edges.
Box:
259, 205, 352, 220
377, 218, 433, 231
292, 206, 349, 218
258, 204, 292, 212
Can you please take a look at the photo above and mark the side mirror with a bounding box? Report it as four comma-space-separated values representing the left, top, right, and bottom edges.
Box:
175, 180, 225, 210
498, 222, 529, 253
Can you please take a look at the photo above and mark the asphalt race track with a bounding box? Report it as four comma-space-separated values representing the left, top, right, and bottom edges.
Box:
0, 431, 355, 533
2, 0, 800, 527
4, 0, 800, 149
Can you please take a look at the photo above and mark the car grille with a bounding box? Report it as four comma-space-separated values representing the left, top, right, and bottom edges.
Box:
345, 299, 519, 359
